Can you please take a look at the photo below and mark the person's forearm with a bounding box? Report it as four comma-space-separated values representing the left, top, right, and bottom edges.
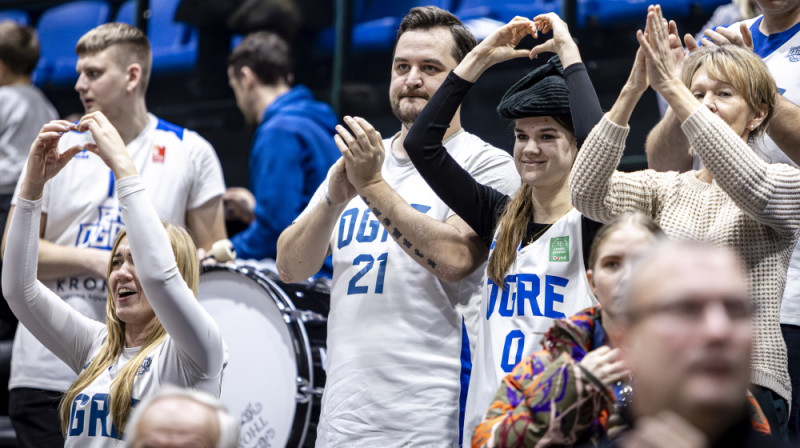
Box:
766, 96, 800, 165
569, 115, 633, 224
118, 175, 224, 375
276, 199, 346, 283
564, 63, 603, 146
645, 107, 692, 172
185, 196, 227, 251
453, 46, 497, 82
404, 71, 504, 243
37, 240, 110, 280
2, 208, 108, 279
606, 85, 645, 128
2, 197, 101, 370
357, 180, 486, 283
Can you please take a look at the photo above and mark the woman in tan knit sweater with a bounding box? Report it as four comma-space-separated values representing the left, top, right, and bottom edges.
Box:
569, 5, 800, 437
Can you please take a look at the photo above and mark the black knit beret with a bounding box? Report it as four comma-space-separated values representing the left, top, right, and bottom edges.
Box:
496, 55, 570, 119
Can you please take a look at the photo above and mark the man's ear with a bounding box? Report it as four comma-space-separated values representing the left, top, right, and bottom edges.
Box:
240, 66, 258, 90
126, 63, 142, 93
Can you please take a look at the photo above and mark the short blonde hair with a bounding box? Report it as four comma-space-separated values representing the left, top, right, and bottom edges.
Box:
76, 22, 152, 92
681, 45, 776, 138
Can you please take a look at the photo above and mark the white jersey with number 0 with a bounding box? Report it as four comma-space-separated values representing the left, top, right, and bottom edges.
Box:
464, 208, 597, 444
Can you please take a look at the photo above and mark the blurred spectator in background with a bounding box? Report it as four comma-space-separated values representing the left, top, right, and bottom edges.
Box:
225, 31, 339, 269
595, 241, 790, 448
126, 386, 239, 448
695, 0, 760, 41
175, 0, 323, 99
0, 21, 57, 340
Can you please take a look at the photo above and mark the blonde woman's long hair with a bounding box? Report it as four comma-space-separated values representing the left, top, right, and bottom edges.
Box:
59, 223, 199, 437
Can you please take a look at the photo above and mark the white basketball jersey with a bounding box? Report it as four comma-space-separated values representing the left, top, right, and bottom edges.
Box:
463, 209, 597, 444
305, 130, 520, 447
64, 337, 223, 447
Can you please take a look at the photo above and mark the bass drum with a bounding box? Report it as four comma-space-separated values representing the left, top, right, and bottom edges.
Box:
198, 265, 329, 447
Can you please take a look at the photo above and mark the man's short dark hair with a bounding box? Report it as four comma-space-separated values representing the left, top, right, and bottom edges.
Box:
0, 21, 40, 76
228, 31, 292, 85
395, 6, 477, 63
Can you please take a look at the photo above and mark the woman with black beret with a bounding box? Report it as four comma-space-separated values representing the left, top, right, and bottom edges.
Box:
403, 14, 609, 446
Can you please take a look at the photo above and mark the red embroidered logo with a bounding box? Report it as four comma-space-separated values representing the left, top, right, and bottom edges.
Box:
152, 145, 166, 163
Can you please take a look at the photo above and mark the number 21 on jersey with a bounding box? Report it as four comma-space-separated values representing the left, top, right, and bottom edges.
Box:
347, 252, 388, 295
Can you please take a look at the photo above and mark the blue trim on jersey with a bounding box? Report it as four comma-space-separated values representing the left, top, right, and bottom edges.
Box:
155, 118, 185, 141
410, 203, 432, 214
750, 16, 800, 59
459, 318, 472, 447
107, 171, 115, 198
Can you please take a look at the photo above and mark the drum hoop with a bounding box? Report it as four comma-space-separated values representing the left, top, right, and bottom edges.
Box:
201, 264, 314, 447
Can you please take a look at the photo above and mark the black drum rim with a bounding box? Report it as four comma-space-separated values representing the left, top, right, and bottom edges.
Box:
200, 264, 314, 448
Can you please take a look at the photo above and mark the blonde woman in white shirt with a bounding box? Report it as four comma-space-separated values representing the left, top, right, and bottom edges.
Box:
1, 111, 226, 447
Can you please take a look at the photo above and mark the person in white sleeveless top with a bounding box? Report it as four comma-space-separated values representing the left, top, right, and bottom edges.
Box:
277, 7, 519, 447
645, 0, 800, 438
473, 213, 661, 446
1, 111, 227, 447
403, 14, 605, 445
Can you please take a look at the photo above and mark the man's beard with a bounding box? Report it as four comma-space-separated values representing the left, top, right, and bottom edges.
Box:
391, 90, 430, 126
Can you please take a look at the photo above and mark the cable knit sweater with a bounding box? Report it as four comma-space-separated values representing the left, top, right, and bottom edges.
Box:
569, 106, 800, 403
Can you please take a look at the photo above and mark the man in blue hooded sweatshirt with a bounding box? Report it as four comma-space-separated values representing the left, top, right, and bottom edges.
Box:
225, 31, 339, 266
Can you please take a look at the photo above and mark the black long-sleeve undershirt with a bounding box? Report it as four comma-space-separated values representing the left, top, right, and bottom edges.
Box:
404, 63, 604, 266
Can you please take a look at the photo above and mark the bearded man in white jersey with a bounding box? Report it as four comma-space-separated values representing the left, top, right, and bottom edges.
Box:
277, 6, 519, 447
0, 23, 226, 447
644, 0, 800, 439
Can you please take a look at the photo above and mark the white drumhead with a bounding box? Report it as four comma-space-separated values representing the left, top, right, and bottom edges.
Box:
199, 268, 298, 447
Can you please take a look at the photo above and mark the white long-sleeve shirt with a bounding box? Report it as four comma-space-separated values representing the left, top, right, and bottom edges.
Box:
2, 175, 226, 447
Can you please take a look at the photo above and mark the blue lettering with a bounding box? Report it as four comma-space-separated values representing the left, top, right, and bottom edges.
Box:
346, 252, 389, 295
501, 330, 525, 372
544, 275, 568, 318
486, 279, 500, 319
67, 393, 139, 440
410, 204, 431, 214
347, 254, 373, 294
89, 393, 111, 437
75, 206, 124, 250
69, 393, 90, 436
375, 253, 388, 294
516, 274, 542, 316
337, 208, 358, 249
498, 275, 516, 317
355, 209, 380, 243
